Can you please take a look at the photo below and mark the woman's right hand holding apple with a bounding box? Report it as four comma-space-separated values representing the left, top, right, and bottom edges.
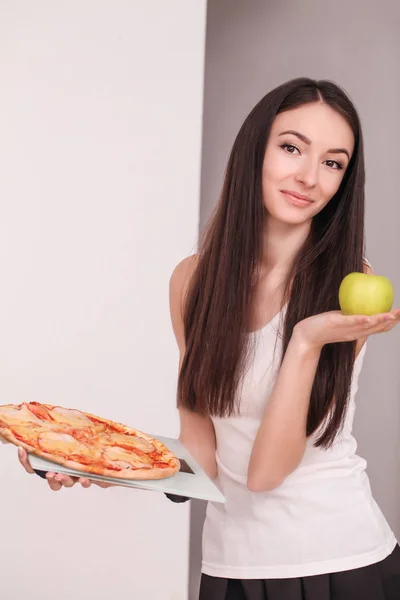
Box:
293, 308, 400, 352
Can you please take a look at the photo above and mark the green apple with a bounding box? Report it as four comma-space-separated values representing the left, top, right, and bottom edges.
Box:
339, 272, 394, 316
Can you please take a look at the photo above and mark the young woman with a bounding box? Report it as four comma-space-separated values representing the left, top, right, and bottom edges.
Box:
167, 78, 400, 599
19, 77, 400, 598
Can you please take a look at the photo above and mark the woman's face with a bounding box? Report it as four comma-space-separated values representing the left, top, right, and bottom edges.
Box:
262, 102, 355, 225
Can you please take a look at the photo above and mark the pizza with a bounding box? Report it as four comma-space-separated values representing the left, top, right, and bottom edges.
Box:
0, 402, 180, 480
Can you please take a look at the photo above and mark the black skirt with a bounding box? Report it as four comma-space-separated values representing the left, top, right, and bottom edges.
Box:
199, 544, 400, 600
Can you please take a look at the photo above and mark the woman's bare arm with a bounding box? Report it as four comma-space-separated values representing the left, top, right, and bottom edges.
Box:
247, 263, 379, 492
169, 256, 217, 480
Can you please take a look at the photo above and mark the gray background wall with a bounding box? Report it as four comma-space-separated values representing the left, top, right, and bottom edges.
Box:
190, 1, 400, 597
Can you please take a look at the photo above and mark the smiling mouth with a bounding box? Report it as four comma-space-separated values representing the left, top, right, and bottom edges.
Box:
280, 190, 314, 207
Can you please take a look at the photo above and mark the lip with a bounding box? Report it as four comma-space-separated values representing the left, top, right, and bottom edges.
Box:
280, 190, 314, 207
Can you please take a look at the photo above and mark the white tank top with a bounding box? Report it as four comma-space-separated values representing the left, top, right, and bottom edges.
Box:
202, 306, 397, 579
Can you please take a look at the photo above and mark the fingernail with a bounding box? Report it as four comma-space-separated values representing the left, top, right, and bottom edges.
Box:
18, 447, 23, 456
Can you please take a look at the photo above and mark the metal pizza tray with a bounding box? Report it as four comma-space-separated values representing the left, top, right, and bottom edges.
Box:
27, 435, 226, 503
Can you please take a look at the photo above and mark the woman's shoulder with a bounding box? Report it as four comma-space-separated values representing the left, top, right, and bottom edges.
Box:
169, 254, 199, 324
170, 254, 199, 295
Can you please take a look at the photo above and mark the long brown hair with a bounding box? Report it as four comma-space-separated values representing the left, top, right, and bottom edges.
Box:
178, 77, 365, 448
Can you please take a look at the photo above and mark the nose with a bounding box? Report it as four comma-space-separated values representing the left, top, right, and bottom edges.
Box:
295, 157, 319, 189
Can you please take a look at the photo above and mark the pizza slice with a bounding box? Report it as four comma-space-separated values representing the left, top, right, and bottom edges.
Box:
0, 402, 180, 480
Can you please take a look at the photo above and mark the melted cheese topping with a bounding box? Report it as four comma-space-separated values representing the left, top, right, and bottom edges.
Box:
103, 445, 152, 469
104, 432, 155, 453
49, 407, 93, 427
0, 405, 43, 425
38, 431, 96, 459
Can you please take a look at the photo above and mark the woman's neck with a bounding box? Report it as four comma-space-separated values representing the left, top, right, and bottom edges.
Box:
260, 215, 311, 277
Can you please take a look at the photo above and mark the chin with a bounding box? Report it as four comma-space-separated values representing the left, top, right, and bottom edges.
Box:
265, 205, 313, 226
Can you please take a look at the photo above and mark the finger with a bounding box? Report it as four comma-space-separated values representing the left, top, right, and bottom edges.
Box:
54, 473, 77, 488
95, 481, 114, 488
337, 314, 374, 329
375, 318, 399, 333
371, 307, 400, 321
18, 447, 35, 474
46, 473, 63, 491
342, 311, 398, 326
362, 313, 396, 326
363, 316, 399, 336
338, 314, 395, 341
337, 313, 369, 325
376, 312, 398, 323
79, 478, 92, 488
354, 314, 395, 335
48, 481, 62, 491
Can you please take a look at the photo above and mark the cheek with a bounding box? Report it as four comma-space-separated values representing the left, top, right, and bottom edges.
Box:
320, 172, 345, 202
262, 151, 293, 185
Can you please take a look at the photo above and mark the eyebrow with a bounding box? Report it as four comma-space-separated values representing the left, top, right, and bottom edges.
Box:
278, 130, 350, 161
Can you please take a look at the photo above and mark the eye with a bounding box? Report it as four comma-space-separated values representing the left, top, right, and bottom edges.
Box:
324, 159, 343, 170
281, 143, 300, 155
